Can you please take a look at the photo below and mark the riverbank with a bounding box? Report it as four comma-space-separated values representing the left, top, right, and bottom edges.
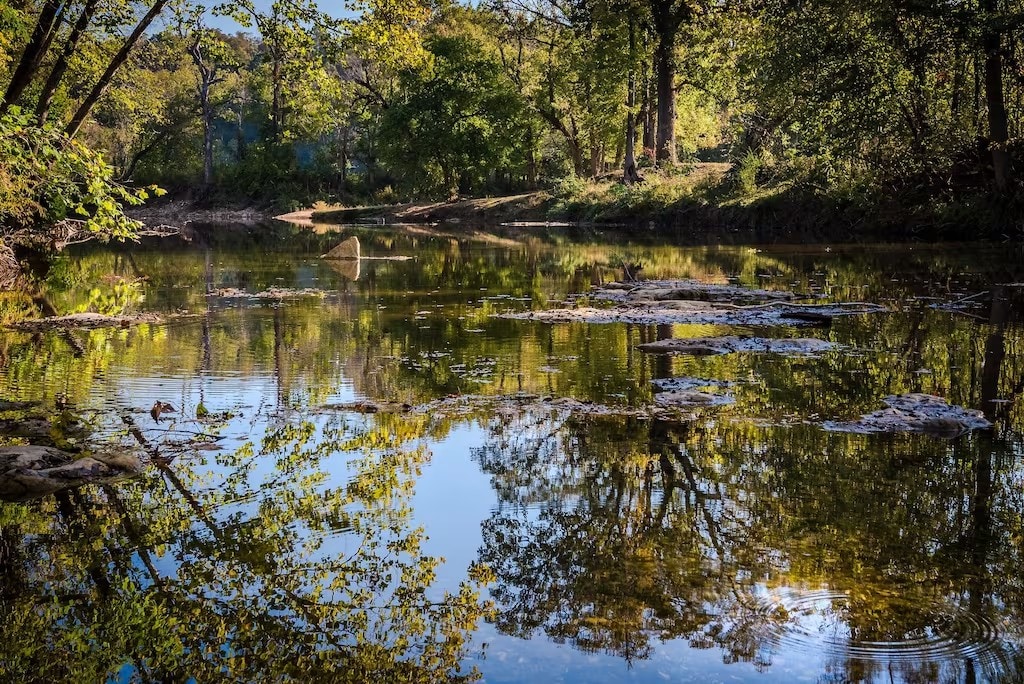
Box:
307, 166, 1023, 241
122, 164, 1024, 243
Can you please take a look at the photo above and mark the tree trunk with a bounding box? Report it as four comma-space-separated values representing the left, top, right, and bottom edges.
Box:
642, 68, 656, 153
202, 88, 214, 189
982, 0, 1011, 191
654, 37, 677, 164
589, 130, 602, 178
35, 0, 101, 124
525, 125, 537, 187
65, 0, 170, 139
624, 18, 643, 185
2, 0, 62, 112
651, 0, 685, 165
272, 53, 283, 142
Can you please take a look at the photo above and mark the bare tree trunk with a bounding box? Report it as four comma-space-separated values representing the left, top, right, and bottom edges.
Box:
982, 0, 1011, 191
65, 0, 170, 139
35, 0, 101, 124
2, 0, 62, 112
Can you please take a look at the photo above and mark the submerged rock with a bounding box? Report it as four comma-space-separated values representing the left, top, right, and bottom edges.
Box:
638, 336, 835, 357
823, 394, 992, 436
0, 446, 143, 501
652, 377, 736, 407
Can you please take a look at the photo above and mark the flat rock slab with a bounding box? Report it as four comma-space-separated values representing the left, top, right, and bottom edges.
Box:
594, 279, 796, 303
500, 303, 882, 327
209, 287, 327, 299
8, 312, 162, 331
407, 393, 723, 421
321, 400, 412, 414
652, 377, 736, 407
823, 394, 992, 436
638, 336, 835, 357
0, 446, 143, 501
654, 390, 734, 407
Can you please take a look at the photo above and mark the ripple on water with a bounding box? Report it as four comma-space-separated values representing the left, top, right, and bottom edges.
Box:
750, 587, 1014, 668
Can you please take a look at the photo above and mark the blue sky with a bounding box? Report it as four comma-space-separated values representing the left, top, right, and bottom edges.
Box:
187, 1, 357, 34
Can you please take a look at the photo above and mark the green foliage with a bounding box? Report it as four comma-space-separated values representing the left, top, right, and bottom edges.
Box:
735, 150, 762, 196
0, 108, 157, 239
379, 31, 526, 196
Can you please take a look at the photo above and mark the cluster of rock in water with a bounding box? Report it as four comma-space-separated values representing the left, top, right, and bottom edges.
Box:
326, 277, 993, 438
492, 278, 991, 436
1, 274, 997, 501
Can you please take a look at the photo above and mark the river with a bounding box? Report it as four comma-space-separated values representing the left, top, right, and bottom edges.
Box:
0, 222, 1022, 683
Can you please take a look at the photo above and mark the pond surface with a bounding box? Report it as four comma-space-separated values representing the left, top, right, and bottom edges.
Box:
2, 223, 1024, 683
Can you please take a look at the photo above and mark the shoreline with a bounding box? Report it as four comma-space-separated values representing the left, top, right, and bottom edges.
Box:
122, 186, 1024, 244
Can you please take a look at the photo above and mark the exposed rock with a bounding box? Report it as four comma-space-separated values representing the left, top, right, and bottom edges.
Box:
322, 236, 360, 260
322, 400, 412, 414
8, 312, 162, 331
654, 390, 734, 407
0, 400, 39, 412
499, 278, 884, 326
823, 394, 992, 436
0, 417, 55, 440
652, 377, 735, 392
593, 279, 796, 304
208, 287, 327, 299
499, 302, 882, 327
0, 446, 143, 501
638, 336, 835, 356
650, 377, 736, 407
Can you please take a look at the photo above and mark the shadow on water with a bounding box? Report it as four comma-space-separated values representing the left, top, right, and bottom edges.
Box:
1, 228, 1024, 681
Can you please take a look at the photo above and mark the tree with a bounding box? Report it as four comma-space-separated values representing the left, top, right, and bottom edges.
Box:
379, 30, 525, 195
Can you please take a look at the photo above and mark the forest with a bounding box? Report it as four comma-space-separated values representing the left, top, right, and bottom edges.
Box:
0, 0, 1023, 239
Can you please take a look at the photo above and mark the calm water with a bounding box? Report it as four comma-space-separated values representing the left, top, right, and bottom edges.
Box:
1, 222, 1024, 683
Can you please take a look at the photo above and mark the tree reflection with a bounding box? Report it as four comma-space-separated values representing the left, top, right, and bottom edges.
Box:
0, 415, 490, 682
474, 408, 1024, 681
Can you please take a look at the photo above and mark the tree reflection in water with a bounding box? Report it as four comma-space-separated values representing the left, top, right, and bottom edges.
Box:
474, 408, 1024, 682
0, 416, 491, 683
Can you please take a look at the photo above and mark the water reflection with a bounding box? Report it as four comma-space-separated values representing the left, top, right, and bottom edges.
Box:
0, 415, 491, 682
0, 225, 1023, 681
